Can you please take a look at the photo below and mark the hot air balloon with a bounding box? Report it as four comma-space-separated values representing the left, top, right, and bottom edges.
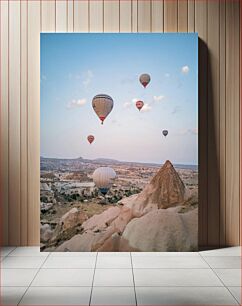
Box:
136, 100, 144, 111
162, 130, 168, 137
92, 94, 113, 125
87, 135, 95, 144
92, 167, 116, 195
139, 73, 151, 88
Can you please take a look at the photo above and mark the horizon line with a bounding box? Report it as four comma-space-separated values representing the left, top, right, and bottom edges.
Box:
40, 155, 198, 167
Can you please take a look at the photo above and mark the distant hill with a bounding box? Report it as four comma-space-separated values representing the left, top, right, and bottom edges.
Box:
173, 164, 198, 171
40, 156, 198, 171
93, 158, 120, 164
40, 156, 83, 161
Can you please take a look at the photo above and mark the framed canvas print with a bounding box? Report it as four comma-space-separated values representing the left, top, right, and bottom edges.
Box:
40, 33, 198, 252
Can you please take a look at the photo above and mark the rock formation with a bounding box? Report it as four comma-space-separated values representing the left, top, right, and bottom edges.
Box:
119, 207, 198, 252
55, 160, 197, 252
60, 207, 87, 231
40, 202, 53, 213
40, 224, 53, 242
132, 160, 188, 217
82, 206, 120, 232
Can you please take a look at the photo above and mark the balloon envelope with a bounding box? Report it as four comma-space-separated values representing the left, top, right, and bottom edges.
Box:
87, 135, 95, 144
136, 100, 144, 111
162, 130, 168, 137
92, 167, 116, 193
92, 94, 113, 124
139, 74, 151, 88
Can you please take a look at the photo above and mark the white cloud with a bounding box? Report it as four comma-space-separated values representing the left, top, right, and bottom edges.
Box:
153, 95, 165, 102
181, 65, 190, 74
82, 70, 93, 88
123, 102, 132, 108
165, 73, 170, 78
140, 103, 152, 112
67, 98, 87, 109
124, 98, 145, 109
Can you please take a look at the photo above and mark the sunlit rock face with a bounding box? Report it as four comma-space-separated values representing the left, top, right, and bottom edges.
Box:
54, 160, 197, 252
120, 207, 198, 252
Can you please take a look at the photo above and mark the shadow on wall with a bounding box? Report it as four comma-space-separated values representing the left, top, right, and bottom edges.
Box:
198, 38, 220, 249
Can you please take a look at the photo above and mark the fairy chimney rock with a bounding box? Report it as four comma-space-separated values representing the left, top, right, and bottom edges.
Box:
133, 160, 186, 213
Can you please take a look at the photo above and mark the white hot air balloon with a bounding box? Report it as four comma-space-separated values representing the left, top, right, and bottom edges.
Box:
92, 167, 116, 195
92, 94, 113, 124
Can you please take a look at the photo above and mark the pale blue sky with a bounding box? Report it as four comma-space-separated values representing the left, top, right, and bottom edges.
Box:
41, 33, 198, 165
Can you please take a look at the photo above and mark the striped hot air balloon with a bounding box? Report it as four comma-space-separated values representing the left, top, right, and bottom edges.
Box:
139, 73, 151, 88
87, 135, 95, 144
136, 100, 144, 111
92, 167, 116, 195
92, 94, 113, 124
162, 130, 168, 137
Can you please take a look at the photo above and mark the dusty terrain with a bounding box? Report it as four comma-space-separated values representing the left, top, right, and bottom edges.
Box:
40, 157, 198, 251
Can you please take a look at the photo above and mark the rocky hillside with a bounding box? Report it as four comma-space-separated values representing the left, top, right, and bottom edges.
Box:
43, 160, 198, 252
